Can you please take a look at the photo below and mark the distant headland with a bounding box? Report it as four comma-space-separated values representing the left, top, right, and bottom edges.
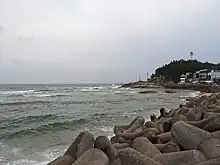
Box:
121, 59, 220, 93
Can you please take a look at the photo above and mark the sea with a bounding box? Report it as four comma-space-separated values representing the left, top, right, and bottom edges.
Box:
0, 84, 200, 165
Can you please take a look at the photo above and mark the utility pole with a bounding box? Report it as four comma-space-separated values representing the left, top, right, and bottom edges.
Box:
146, 72, 149, 81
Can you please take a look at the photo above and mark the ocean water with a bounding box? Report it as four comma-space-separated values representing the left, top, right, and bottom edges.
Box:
0, 84, 196, 165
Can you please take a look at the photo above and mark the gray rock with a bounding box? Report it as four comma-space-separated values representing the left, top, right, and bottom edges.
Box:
139, 90, 158, 94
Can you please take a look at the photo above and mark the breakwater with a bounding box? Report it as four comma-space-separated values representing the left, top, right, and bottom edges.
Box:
121, 81, 220, 93
163, 83, 220, 93
48, 92, 220, 165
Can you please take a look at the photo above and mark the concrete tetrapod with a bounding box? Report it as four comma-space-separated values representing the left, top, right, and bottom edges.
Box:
64, 131, 94, 160
172, 121, 220, 159
198, 138, 220, 159
47, 155, 75, 165
156, 132, 172, 144
171, 121, 211, 150
132, 137, 161, 158
113, 143, 130, 150
202, 117, 220, 132
114, 116, 145, 134
212, 130, 220, 139
154, 150, 206, 165
172, 114, 187, 126
72, 148, 109, 165
194, 157, 220, 165
111, 158, 122, 165
116, 128, 149, 141
155, 142, 180, 153
184, 108, 203, 121
117, 148, 162, 165
110, 136, 129, 144
94, 136, 116, 164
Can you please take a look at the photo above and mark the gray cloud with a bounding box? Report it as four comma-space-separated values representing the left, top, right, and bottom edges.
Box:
17, 35, 34, 42
0, 0, 220, 84
0, 24, 6, 35
0, 25, 3, 34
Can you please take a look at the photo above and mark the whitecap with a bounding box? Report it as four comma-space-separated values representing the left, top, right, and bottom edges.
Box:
111, 85, 120, 89
80, 87, 100, 92
189, 91, 201, 98
4, 159, 49, 165
1, 148, 65, 165
123, 112, 137, 115
0, 90, 34, 96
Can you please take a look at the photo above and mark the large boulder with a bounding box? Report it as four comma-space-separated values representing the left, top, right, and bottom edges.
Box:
139, 90, 158, 94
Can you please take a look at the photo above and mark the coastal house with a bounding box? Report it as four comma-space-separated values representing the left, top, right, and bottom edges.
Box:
179, 74, 186, 84
186, 72, 193, 82
210, 70, 220, 84
198, 69, 210, 83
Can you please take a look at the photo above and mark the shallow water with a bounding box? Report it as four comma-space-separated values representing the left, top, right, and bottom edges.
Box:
0, 84, 196, 165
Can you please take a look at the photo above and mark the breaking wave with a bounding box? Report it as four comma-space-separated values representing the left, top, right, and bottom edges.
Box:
0, 90, 35, 96
1, 118, 89, 139
0, 100, 51, 106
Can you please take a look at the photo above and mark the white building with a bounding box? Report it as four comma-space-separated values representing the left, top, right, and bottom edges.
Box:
198, 69, 209, 82
210, 70, 220, 83
180, 74, 186, 84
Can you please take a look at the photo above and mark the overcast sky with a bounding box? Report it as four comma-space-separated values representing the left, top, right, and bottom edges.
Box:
0, 0, 220, 84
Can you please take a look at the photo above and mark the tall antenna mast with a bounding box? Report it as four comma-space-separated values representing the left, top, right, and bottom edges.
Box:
190, 52, 193, 60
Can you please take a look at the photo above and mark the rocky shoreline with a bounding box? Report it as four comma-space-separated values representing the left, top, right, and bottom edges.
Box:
121, 81, 220, 93
48, 92, 220, 165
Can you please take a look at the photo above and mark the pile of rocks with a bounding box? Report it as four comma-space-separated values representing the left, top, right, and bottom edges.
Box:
48, 93, 220, 165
